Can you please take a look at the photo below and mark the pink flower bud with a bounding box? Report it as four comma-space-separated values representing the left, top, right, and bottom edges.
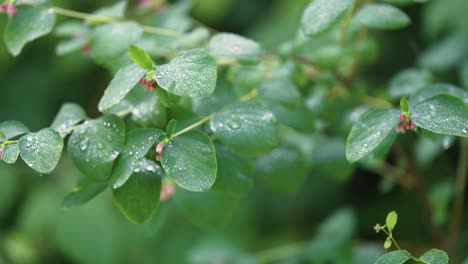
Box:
160, 182, 176, 201
81, 43, 91, 56
409, 120, 417, 131
400, 114, 406, 122
0, 3, 7, 12
396, 123, 405, 133
154, 143, 164, 161
139, 78, 147, 86
0, 148, 3, 160
6, 3, 16, 18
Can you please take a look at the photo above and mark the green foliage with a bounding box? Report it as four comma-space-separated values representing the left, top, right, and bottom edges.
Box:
128, 45, 154, 70
419, 249, 449, 264
375, 250, 411, 264
355, 4, 410, 30
301, 0, 354, 36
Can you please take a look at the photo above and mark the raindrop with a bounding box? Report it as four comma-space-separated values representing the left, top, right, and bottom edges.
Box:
226, 119, 241, 130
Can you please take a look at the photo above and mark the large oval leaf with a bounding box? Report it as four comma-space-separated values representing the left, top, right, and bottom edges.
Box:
208, 33, 261, 62
411, 94, 468, 137
18, 128, 63, 174
419, 249, 449, 264
346, 108, 400, 162
301, 0, 353, 36
161, 130, 217, 192
4, 6, 56, 56
51, 103, 87, 136
112, 159, 162, 224
375, 250, 411, 264
98, 63, 147, 112
155, 49, 217, 98
110, 128, 163, 189
210, 101, 279, 157
68, 115, 125, 181
355, 4, 410, 30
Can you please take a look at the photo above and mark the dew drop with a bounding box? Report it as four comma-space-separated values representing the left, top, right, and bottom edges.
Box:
226, 119, 241, 130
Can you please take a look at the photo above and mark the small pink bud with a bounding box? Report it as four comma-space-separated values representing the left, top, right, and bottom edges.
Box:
0, 2, 7, 12
0, 148, 3, 160
396, 123, 405, 133
409, 120, 417, 131
160, 182, 176, 201
154, 143, 164, 161
6, 3, 16, 18
400, 114, 406, 122
139, 78, 147, 85
81, 43, 91, 56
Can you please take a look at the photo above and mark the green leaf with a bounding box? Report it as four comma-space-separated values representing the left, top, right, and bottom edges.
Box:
346, 108, 400, 162
255, 145, 307, 193
2, 143, 20, 164
301, 0, 354, 36
355, 4, 410, 30
411, 83, 468, 106
211, 143, 253, 196
130, 92, 167, 128
258, 77, 301, 107
210, 101, 279, 157
175, 189, 239, 229
400, 97, 409, 113
90, 1, 127, 22
208, 33, 261, 62
18, 128, 63, 174
112, 159, 162, 224
411, 94, 468, 137
0, 121, 29, 140
418, 34, 467, 72
419, 249, 449, 264
165, 119, 177, 139
110, 128, 162, 188
386, 211, 398, 231
62, 177, 108, 210
4, 6, 56, 56
56, 38, 88, 55
128, 45, 154, 70
90, 22, 143, 64
68, 115, 125, 181
388, 68, 432, 98
383, 239, 392, 249
50, 103, 87, 136
155, 49, 217, 98
161, 130, 217, 192
98, 63, 147, 112
375, 250, 411, 264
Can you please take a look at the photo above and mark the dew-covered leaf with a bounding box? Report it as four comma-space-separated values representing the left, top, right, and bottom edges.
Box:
346, 108, 400, 162
98, 63, 147, 112
411, 94, 468, 137
0, 121, 29, 140
62, 177, 108, 210
155, 49, 217, 98
301, 0, 354, 36
210, 101, 279, 157
375, 250, 411, 264
255, 146, 307, 193
355, 4, 410, 30
112, 159, 162, 224
51, 103, 87, 136
161, 130, 216, 192
110, 128, 163, 189
90, 22, 143, 64
68, 115, 125, 181
2, 143, 20, 164
130, 92, 167, 128
128, 45, 154, 70
4, 6, 56, 56
19, 128, 63, 174
388, 68, 432, 98
419, 249, 449, 264
208, 33, 261, 62
411, 83, 468, 105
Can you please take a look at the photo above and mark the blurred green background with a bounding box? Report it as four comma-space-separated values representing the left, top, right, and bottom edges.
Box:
0, 0, 467, 263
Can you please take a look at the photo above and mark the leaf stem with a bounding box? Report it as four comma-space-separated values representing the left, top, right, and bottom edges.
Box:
255, 241, 305, 263
171, 116, 212, 138
448, 138, 468, 251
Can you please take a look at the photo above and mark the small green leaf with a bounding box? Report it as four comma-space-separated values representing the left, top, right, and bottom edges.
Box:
165, 119, 177, 139
4, 6, 56, 56
210, 101, 279, 157
155, 49, 217, 98
2, 144, 20, 164
68, 115, 125, 181
419, 249, 449, 264
386, 211, 398, 231
161, 130, 217, 192
383, 239, 392, 249
112, 159, 162, 224
375, 250, 411, 264
355, 4, 410, 30
110, 128, 162, 189
62, 177, 108, 210
346, 109, 400, 162
400, 97, 410, 113
255, 146, 307, 193
128, 45, 154, 70
0, 121, 29, 140
412, 94, 468, 137
98, 63, 147, 112
19, 128, 63, 174
301, 0, 354, 36
208, 33, 261, 62
90, 22, 143, 64
51, 103, 87, 136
